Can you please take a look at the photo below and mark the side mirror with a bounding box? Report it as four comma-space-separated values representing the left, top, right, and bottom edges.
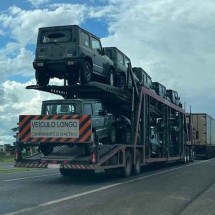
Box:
97, 48, 105, 55
99, 109, 107, 116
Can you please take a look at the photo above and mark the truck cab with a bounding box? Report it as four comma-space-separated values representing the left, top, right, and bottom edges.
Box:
33, 25, 114, 86
166, 90, 182, 108
41, 99, 116, 154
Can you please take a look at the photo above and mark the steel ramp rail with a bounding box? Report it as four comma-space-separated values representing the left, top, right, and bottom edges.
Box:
26, 82, 132, 105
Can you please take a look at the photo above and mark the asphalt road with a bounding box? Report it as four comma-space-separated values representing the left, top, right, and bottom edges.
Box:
0, 159, 215, 215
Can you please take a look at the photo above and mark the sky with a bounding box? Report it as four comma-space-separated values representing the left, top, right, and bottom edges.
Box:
0, 0, 215, 145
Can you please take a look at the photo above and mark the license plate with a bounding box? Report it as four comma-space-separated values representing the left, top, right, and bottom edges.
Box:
48, 164, 60, 169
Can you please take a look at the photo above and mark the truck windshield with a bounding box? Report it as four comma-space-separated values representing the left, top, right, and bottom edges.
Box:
40, 29, 72, 44
43, 103, 78, 115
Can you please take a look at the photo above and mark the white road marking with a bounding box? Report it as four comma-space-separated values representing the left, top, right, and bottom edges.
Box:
3, 173, 59, 182
4, 159, 213, 215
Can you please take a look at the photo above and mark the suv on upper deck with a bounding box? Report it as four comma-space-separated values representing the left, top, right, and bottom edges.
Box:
152, 82, 170, 100
166, 90, 182, 108
104, 47, 138, 90
33, 25, 115, 86
133, 67, 153, 89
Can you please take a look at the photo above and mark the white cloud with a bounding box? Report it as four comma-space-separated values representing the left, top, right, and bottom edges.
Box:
101, 0, 215, 115
27, 0, 51, 6
0, 79, 62, 145
0, 4, 87, 45
0, 4, 88, 80
0, 48, 34, 80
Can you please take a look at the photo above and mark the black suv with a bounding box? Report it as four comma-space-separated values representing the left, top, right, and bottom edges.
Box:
33, 25, 115, 86
152, 82, 170, 100
166, 90, 182, 107
104, 47, 138, 90
133, 67, 153, 89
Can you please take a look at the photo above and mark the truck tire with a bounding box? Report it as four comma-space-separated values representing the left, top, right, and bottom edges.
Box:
81, 61, 92, 84
125, 128, 131, 144
107, 69, 114, 86
35, 70, 49, 86
84, 132, 95, 155
183, 148, 189, 164
109, 126, 116, 144
121, 150, 132, 177
132, 150, 141, 175
117, 74, 126, 90
59, 169, 72, 177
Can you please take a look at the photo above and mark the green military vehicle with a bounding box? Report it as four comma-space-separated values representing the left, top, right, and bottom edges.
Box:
104, 47, 138, 90
33, 25, 115, 86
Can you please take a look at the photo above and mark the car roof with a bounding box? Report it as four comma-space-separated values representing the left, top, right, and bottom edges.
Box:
104, 47, 130, 60
43, 99, 102, 103
38, 25, 100, 40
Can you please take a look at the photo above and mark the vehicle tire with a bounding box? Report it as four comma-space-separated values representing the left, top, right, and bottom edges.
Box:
14, 148, 22, 162
40, 144, 53, 156
109, 126, 117, 144
81, 61, 92, 84
107, 69, 114, 86
68, 75, 78, 86
132, 150, 141, 175
125, 127, 131, 144
117, 74, 126, 90
84, 132, 95, 155
186, 149, 190, 163
190, 148, 194, 162
183, 148, 189, 164
121, 150, 132, 177
59, 169, 72, 177
35, 70, 49, 86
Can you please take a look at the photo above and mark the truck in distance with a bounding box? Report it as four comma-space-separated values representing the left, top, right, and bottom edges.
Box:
33, 25, 114, 86
191, 113, 215, 158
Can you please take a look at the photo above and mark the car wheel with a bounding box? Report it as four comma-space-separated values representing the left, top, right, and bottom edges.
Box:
117, 74, 126, 90
107, 69, 114, 86
59, 169, 74, 177
109, 126, 116, 144
68, 75, 78, 86
121, 150, 132, 177
81, 61, 92, 84
132, 150, 141, 175
125, 127, 131, 144
40, 144, 53, 156
35, 70, 49, 86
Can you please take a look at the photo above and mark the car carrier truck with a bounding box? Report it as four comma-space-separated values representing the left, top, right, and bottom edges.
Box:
14, 64, 193, 177
191, 113, 215, 159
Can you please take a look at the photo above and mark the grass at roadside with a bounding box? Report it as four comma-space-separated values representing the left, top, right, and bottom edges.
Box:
0, 156, 14, 162
0, 168, 37, 174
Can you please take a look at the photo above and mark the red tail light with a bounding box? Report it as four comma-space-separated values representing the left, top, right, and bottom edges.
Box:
91, 152, 96, 164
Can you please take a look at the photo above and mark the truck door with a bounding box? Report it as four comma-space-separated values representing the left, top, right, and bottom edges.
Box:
92, 102, 107, 136
91, 37, 104, 75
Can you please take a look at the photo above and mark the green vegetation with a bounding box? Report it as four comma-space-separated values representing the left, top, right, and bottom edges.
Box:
0, 168, 35, 174
0, 155, 14, 162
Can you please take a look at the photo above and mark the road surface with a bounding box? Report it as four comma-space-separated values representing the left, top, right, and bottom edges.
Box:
0, 159, 215, 215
